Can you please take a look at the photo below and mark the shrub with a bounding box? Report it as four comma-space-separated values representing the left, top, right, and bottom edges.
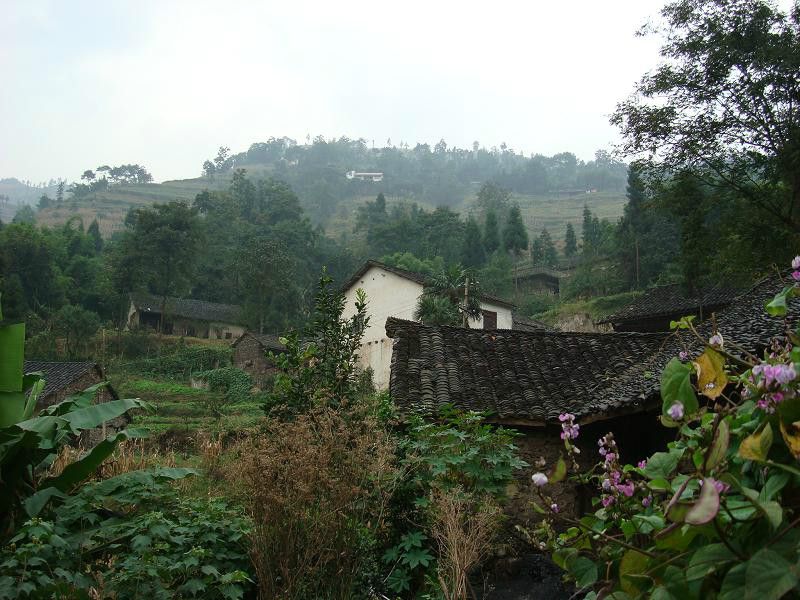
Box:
241, 407, 396, 600
125, 344, 232, 379
193, 367, 253, 417
0, 469, 252, 599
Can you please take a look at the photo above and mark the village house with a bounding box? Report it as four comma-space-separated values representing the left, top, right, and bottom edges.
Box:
597, 283, 739, 332
127, 293, 246, 340
231, 332, 286, 390
342, 260, 517, 389
24, 361, 125, 444
386, 272, 795, 519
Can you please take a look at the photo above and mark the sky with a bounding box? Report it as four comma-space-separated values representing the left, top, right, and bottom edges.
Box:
1, 0, 667, 184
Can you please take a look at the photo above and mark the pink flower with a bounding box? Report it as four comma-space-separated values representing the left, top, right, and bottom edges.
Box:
550, 503, 559, 513
679, 351, 689, 361
642, 495, 652, 508
601, 495, 615, 508
792, 256, 800, 270
700, 478, 730, 495
601, 478, 611, 490
637, 460, 647, 469
615, 482, 635, 497
532, 472, 548, 487
708, 333, 724, 348
667, 402, 684, 420
605, 453, 616, 464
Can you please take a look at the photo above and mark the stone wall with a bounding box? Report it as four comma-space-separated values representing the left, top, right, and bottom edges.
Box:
233, 336, 279, 390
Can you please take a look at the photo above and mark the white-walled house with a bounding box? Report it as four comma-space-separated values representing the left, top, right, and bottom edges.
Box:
342, 261, 515, 389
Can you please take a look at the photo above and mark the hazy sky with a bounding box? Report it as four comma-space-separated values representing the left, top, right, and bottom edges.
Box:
2, 0, 667, 184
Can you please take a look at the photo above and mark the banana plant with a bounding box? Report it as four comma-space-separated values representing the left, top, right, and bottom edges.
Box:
0, 296, 152, 538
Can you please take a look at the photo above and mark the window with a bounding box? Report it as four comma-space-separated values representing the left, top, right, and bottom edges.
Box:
225, 332, 232, 339
482, 310, 497, 330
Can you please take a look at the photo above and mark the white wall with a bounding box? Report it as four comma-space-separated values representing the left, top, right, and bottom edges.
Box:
473, 300, 514, 330
343, 266, 424, 389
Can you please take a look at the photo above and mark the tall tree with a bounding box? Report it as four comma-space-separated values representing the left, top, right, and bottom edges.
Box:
538, 229, 557, 267
483, 210, 500, 254
564, 222, 577, 257
476, 182, 511, 215
581, 205, 596, 256
414, 265, 483, 327
55, 180, 65, 204
120, 201, 203, 331
502, 205, 528, 258
461, 216, 486, 268
87, 219, 103, 254
611, 0, 800, 232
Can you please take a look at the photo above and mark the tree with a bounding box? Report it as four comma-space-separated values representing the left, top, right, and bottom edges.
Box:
87, 219, 103, 254
611, 0, 800, 232
502, 205, 528, 258
414, 265, 483, 327
37, 195, 52, 211
476, 182, 511, 215
213, 146, 230, 172
202, 160, 216, 180
461, 216, 486, 268
564, 223, 577, 257
120, 201, 202, 331
538, 229, 557, 267
581, 205, 596, 256
530, 236, 545, 265
12, 206, 35, 225
81, 170, 95, 183
52, 304, 101, 357
56, 180, 65, 204
483, 210, 500, 254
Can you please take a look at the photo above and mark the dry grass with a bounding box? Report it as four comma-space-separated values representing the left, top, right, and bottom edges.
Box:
240, 407, 396, 600
431, 489, 501, 600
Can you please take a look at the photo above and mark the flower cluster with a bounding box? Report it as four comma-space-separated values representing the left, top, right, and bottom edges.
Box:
793, 255, 800, 280
597, 433, 635, 508
559, 413, 580, 441
748, 359, 797, 412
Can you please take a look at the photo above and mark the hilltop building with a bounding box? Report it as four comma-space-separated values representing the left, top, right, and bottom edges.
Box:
231, 332, 286, 390
127, 293, 245, 339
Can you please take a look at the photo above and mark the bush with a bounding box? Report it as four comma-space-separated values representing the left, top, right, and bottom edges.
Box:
241, 407, 396, 600
193, 367, 253, 416
0, 469, 253, 599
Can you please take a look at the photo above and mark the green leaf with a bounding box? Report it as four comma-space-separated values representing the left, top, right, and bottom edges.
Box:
765, 286, 795, 317
42, 430, 134, 492
661, 358, 699, 416
739, 423, 774, 462
23, 487, 68, 517
643, 450, 682, 480
550, 457, 567, 483
0, 322, 24, 393
744, 549, 798, 600
619, 550, 650, 595
567, 556, 598, 588
402, 547, 433, 569
719, 563, 746, 600
686, 543, 735, 581
59, 398, 151, 431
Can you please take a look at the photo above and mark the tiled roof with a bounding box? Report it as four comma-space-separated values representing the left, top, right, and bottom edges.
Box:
597, 284, 740, 325
606, 272, 800, 402
131, 293, 243, 325
343, 260, 517, 309
23, 361, 117, 400
231, 331, 286, 352
512, 315, 554, 332
386, 317, 667, 423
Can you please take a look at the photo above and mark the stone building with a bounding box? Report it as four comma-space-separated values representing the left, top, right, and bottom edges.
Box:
231, 332, 286, 390
127, 293, 246, 340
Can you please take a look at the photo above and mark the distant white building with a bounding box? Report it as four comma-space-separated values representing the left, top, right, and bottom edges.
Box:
345, 171, 384, 182
342, 260, 515, 389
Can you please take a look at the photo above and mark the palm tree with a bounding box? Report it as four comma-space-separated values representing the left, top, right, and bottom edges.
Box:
414, 265, 483, 327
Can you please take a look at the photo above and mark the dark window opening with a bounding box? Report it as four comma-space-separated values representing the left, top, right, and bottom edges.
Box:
482, 310, 497, 330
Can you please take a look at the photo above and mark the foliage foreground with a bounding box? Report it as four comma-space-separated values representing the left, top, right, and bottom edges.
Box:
527, 261, 800, 599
